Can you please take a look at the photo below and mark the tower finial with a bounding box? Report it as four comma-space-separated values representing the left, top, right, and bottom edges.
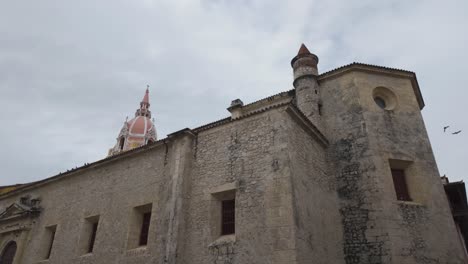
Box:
297, 43, 311, 55
135, 86, 151, 118
142, 86, 150, 104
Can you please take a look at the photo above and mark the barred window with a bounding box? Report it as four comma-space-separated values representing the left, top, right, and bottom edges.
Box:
221, 199, 235, 235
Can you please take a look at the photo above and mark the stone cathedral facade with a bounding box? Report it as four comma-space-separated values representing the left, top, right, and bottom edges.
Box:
0, 44, 466, 264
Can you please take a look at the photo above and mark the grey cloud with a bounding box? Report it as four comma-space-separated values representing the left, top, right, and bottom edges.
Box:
0, 0, 467, 185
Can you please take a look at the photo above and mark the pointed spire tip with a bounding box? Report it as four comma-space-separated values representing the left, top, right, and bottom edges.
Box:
142, 85, 150, 104
298, 43, 311, 55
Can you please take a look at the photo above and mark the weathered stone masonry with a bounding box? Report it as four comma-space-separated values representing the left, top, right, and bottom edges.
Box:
0, 45, 466, 264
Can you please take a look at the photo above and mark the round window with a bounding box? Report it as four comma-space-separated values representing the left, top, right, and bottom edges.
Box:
374, 97, 386, 109
372, 87, 397, 110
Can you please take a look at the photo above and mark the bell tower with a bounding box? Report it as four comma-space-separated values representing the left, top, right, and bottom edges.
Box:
108, 86, 158, 156
135, 86, 151, 118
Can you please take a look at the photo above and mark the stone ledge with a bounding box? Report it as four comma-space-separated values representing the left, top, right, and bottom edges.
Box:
208, 234, 236, 248
396, 200, 423, 206
125, 246, 148, 256
208, 182, 238, 195
78, 252, 94, 259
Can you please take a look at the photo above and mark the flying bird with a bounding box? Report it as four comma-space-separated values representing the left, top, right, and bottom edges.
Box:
452, 130, 462, 135
443, 126, 450, 132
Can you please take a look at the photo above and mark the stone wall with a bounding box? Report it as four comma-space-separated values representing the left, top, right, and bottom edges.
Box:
320, 72, 391, 264
0, 106, 311, 264
0, 144, 168, 263
0, 134, 200, 264
181, 107, 298, 264
1, 65, 466, 264
284, 107, 345, 264
320, 71, 466, 263
354, 71, 466, 263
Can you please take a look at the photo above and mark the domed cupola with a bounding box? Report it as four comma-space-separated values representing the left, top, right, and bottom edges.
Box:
108, 86, 158, 156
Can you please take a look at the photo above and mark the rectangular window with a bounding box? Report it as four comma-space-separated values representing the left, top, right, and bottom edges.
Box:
391, 169, 411, 201
210, 185, 236, 240
88, 222, 99, 253
127, 203, 153, 249
139, 212, 151, 246
45, 225, 57, 259
221, 199, 235, 235
79, 215, 100, 255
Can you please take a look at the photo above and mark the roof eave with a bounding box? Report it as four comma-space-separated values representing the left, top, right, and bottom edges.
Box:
0, 139, 168, 199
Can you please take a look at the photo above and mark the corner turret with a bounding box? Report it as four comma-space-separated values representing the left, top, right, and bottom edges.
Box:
291, 43, 319, 80
291, 44, 321, 127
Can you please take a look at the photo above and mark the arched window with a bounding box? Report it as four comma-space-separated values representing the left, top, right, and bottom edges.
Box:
119, 137, 125, 150
0, 241, 17, 264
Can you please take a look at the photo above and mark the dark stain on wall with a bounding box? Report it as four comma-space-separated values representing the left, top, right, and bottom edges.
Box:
398, 203, 441, 263
334, 136, 389, 263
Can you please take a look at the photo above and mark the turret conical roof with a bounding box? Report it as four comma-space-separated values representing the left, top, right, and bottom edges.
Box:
297, 43, 311, 55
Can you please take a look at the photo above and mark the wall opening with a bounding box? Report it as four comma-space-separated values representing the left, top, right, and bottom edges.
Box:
139, 212, 151, 246
127, 203, 153, 249
1, 241, 17, 264
42, 225, 57, 260
389, 159, 414, 202
119, 137, 125, 150
210, 186, 236, 239
79, 215, 100, 255
391, 169, 411, 201
221, 199, 235, 235
372, 87, 398, 110
374, 96, 386, 109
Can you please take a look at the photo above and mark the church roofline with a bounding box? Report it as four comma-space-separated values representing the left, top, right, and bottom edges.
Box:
318, 62, 425, 109
0, 184, 28, 195
1, 62, 420, 199
285, 105, 329, 147
0, 138, 169, 200
193, 101, 292, 133
1, 99, 325, 200
0, 184, 25, 189
240, 90, 295, 110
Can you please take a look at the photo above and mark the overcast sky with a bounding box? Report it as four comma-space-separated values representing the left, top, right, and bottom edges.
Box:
0, 0, 467, 186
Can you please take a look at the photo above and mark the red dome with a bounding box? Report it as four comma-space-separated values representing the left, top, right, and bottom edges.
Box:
108, 87, 158, 156
127, 116, 154, 136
